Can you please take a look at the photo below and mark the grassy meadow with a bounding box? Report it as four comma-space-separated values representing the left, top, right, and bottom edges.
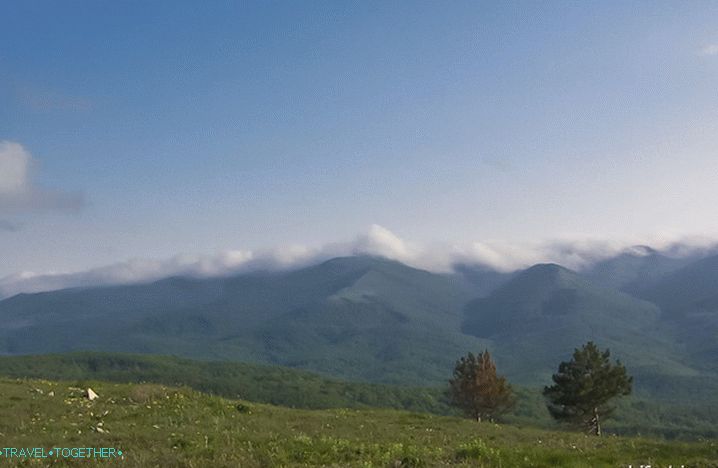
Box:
0, 377, 716, 467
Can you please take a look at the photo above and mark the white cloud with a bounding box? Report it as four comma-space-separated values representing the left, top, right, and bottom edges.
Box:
699, 44, 718, 56
0, 141, 85, 213
454, 239, 625, 272
0, 225, 420, 297
0, 252, 253, 297
352, 224, 414, 261
0, 142, 30, 194
0, 225, 716, 298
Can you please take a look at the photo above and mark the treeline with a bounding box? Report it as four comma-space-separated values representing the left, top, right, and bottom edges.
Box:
0, 352, 716, 439
0, 352, 451, 414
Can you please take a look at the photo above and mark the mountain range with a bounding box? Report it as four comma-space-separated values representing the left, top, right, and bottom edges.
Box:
1, 250, 717, 400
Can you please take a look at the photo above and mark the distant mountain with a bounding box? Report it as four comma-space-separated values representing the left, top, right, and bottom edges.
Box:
451, 263, 514, 297
582, 250, 718, 372
635, 253, 718, 310
462, 264, 695, 384
0, 254, 715, 393
634, 254, 718, 370
581, 246, 691, 292
0, 256, 489, 385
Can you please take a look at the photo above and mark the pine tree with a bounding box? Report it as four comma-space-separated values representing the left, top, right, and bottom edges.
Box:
448, 350, 515, 422
543, 341, 632, 436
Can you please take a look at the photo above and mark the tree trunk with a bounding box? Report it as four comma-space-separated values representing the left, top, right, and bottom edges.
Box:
593, 408, 601, 436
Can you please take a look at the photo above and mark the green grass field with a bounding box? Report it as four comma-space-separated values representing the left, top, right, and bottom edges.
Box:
1, 353, 717, 441
0, 377, 716, 467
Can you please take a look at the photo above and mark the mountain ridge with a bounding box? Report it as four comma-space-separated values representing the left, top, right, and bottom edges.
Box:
0, 253, 715, 393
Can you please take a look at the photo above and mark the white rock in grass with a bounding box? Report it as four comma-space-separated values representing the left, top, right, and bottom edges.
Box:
86, 388, 99, 400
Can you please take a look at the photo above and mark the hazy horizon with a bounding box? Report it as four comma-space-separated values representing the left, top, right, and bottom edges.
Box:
1, 223, 716, 298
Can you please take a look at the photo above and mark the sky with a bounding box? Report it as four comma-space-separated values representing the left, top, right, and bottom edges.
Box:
2, 1, 718, 290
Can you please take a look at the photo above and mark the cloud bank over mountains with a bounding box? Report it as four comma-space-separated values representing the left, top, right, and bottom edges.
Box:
1, 224, 715, 298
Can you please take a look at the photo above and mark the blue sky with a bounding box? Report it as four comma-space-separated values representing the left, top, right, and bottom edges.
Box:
2, 1, 718, 281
